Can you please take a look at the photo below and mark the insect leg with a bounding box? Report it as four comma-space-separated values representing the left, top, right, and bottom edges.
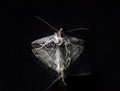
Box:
43, 75, 62, 91
61, 70, 67, 86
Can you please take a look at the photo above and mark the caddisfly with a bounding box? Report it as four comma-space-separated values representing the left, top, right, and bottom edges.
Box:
31, 16, 89, 91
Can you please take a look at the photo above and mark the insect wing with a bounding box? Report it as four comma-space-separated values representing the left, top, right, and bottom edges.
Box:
65, 35, 84, 64
64, 36, 91, 76
31, 35, 54, 46
31, 35, 57, 71
58, 35, 90, 76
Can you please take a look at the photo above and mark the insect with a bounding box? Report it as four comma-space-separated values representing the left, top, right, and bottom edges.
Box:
31, 16, 89, 91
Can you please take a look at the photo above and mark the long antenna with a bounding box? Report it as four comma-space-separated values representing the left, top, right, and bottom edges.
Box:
66, 28, 88, 32
35, 16, 58, 32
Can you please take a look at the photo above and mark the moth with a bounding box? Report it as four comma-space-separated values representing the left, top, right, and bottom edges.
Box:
31, 16, 89, 90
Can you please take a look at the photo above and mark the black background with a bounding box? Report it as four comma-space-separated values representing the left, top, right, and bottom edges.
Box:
1, 0, 120, 91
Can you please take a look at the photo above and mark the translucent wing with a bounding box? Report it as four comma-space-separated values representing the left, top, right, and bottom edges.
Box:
59, 35, 84, 69
31, 34, 58, 71
61, 35, 90, 76
67, 35, 84, 63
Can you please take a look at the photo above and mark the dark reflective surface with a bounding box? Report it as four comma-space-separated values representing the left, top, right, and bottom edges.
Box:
2, 1, 120, 91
